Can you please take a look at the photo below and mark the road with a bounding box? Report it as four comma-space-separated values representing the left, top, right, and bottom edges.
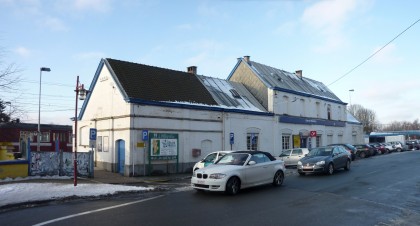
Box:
1, 151, 420, 226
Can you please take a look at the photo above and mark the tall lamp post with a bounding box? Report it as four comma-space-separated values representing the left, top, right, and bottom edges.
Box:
38, 67, 51, 152
74, 75, 88, 186
348, 89, 354, 106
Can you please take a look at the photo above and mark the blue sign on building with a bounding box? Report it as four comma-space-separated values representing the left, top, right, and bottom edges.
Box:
230, 132, 234, 145
142, 130, 149, 141
89, 128, 97, 140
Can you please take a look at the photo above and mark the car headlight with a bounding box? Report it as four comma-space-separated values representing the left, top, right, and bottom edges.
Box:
316, 161, 325, 166
209, 173, 226, 179
297, 161, 302, 166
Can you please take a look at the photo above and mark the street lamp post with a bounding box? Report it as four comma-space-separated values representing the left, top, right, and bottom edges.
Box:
349, 89, 354, 106
38, 67, 51, 152
74, 75, 88, 186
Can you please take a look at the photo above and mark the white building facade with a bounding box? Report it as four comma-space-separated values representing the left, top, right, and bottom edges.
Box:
76, 57, 363, 176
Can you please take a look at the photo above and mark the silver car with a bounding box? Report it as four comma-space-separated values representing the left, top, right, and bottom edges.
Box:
278, 148, 309, 166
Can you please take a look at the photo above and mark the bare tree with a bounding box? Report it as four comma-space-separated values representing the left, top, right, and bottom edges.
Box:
382, 119, 420, 131
0, 47, 23, 122
348, 104, 379, 134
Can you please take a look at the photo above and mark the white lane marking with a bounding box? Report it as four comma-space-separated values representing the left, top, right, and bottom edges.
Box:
33, 195, 164, 226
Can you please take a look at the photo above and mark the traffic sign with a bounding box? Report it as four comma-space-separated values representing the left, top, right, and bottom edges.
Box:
89, 128, 97, 140
230, 132, 234, 145
142, 130, 148, 141
310, 131, 317, 137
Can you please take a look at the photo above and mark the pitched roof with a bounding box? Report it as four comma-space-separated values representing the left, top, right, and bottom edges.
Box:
105, 58, 217, 105
198, 75, 266, 112
237, 59, 343, 103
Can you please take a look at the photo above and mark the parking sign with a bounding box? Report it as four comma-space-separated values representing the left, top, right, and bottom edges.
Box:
230, 132, 234, 144
89, 128, 97, 140
142, 130, 148, 141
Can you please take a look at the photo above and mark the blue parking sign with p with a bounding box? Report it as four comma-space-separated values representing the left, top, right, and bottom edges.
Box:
230, 132, 234, 144
89, 128, 97, 140
142, 130, 148, 141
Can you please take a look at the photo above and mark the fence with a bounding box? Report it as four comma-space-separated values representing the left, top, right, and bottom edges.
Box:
30, 151, 94, 177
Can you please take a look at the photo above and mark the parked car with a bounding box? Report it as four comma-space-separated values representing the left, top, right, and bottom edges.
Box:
406, 140, 420, 150
192, 151, 233, 171
328, 143, 356, 161
278, 148, 310, 167
297, 146, 351, 176
369, 143, 387, 154
353, 144, 376, 158
388, 141, 404, 152
191, 151, 285, 195
382, 143, 396, 153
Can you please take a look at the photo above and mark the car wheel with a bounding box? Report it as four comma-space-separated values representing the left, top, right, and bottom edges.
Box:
359, 151, 366, 158
272, 170, 284, 186
396, 148, 401, 152
326, 163, 334, 175
344, 160, 351, 171
225, 177, 240, 195
298, 172, 305, 176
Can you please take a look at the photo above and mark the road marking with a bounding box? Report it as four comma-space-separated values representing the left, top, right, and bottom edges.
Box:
33, 195, 164, 226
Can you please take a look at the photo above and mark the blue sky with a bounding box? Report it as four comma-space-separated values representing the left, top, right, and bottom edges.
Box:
0, 0, 419, 127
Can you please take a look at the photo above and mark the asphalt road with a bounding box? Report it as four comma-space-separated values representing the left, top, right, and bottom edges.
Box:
1, 151, 420, 226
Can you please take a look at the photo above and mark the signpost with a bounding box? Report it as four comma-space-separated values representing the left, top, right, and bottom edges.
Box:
142, 130, 148, 176
310, 131, 317, 137
230, 132, 234, 150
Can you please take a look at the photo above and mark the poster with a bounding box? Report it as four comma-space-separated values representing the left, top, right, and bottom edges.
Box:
149, 133, 178, 160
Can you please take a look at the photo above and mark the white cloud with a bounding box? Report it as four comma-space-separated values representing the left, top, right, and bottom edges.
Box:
14, 46, 31, 57
301, 0, 360, 53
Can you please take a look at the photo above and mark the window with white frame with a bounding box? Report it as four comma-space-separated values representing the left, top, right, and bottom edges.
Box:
316, 136, 322, 147
103, 136, 109, 152
327, 135, 333, 145
282, 134, 291, 150
247, 133, 259, 150
327, 104, 331, 120
97, 136, 103, 152
40, 132, 50, 142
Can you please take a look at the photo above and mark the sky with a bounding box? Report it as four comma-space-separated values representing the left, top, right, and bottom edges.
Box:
0, 0, 419, 127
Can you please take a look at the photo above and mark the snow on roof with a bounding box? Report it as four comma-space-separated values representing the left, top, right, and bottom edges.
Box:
197, 75, 266, 112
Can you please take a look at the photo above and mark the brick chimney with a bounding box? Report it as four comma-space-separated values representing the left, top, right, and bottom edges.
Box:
187, 66, 197, 75
243, 56, 250, 63
295, 70, 302, 79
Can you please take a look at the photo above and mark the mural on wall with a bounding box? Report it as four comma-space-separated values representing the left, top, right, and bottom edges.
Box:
30, 152, 93, 177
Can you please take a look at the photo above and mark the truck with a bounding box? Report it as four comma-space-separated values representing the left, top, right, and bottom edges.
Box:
369, 133, 407, 151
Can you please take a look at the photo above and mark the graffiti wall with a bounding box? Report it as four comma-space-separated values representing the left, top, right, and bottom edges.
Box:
30, 151, 93, 177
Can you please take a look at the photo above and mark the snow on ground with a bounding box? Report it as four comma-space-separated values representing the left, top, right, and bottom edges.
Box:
0, 176, 153, 208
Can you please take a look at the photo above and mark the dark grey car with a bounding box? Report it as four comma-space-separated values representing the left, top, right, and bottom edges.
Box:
297, 146, 351, 176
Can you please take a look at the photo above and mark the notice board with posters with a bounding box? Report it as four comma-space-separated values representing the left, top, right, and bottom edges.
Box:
149, 133, 178, 160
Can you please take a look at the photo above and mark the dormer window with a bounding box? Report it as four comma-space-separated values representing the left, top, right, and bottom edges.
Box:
230, 89, 241, 98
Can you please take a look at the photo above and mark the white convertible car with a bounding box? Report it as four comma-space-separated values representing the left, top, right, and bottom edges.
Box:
191, 151, 285, 195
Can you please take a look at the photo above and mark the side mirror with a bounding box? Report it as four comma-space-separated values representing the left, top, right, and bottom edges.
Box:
248, 161, 256, 165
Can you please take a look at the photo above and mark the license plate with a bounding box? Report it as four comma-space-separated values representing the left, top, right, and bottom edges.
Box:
197, 180, 205, 184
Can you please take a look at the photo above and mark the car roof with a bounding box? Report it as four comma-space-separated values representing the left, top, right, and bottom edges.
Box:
231, 150, 277, 161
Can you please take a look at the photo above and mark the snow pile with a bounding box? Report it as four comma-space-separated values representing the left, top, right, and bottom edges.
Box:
0, 178, 153, 207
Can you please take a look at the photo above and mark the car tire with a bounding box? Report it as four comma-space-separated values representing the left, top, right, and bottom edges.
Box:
344, 160, 351, 171
396, 148, 401, 152
272, 170, 284, 186
326, 163, 334, 175
298, 172, 305, 176
225, 177, 240, 195
359, 151, 366, 159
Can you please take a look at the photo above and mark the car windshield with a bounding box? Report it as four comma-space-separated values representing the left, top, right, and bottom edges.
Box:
280, 150, 291, 157
216, 153, 249, 166
307, 147, 333, 157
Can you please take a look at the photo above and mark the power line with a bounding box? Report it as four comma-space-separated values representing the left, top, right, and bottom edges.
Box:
328, 17, 420, 87
21, 80, 74, 87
